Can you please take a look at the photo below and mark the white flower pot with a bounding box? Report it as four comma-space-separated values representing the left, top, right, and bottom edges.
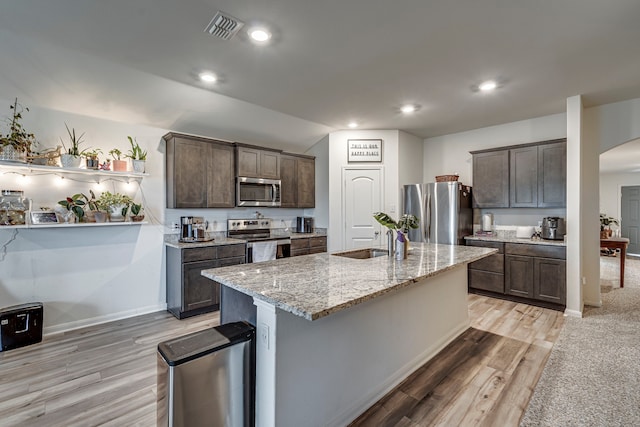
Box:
108, 204, 128, 222
60, 153, 82, 168
0, 145, 27, 163
132, 159, 146, 174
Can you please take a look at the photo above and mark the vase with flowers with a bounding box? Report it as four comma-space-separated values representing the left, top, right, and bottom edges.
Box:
373, 212, 419, 260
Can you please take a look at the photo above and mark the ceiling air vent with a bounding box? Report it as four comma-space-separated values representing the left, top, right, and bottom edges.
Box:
204, 11, 245, 40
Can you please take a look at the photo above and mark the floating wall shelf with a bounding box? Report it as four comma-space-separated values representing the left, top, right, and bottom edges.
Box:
0, 160, 148, 182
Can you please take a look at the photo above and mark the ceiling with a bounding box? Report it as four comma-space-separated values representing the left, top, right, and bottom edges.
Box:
2, 0, 640, 152
600, 138, 640, 174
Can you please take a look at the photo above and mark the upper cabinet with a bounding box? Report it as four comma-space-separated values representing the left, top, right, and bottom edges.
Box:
235, 144, 281, 179
472, 150, 510, 208
281, 153, 316, 208
471, 139, 566, 209
164, 133, 235, 208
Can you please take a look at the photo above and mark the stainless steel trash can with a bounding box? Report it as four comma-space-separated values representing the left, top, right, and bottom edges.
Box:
157, 321, 255, 427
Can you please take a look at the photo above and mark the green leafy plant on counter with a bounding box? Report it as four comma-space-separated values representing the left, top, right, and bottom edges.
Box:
58, 193, 86, 221
126, 136, 147, 160
600, 213, 619, 231
373, 212, 419, 241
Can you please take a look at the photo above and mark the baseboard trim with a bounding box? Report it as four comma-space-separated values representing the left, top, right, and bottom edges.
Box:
43, 304, 168, 336
584, 299, 602, 308
564, 308, 583, 318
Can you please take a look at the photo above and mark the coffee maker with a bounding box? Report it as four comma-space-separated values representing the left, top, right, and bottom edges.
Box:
180, 216, 194, 241
541, 217, 566, 240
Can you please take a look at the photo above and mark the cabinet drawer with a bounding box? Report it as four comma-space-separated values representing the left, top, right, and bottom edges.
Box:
469, 270, 504, 293
469, 253, 504, 273
182, 247, 217, 263
291, 238, 310, 250
216, 256, 246, 267
217, 244, 246, 259
466, 240, 504, 253
309, 236, 327, 248
505, 243, 565, 259
309, 246, 326, 254
291, 248, 310, 257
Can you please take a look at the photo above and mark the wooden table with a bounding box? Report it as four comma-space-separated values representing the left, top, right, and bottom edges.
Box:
600, 237, 630, 288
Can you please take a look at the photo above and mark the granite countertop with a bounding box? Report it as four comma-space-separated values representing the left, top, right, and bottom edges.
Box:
465, 235, 566, 247
290, 232, 327, 239
164, 234, 247, 249
202, 243, 496, 321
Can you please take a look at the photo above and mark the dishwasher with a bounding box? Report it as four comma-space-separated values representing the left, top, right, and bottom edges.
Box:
157, 321, 255, 427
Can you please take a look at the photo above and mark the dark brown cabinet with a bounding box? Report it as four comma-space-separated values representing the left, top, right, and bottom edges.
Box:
510, 146, 538, 207
235, 144, 281, 179
467, 240, 566, 309
164, 133, 235, 208
538, 141, 567, 207
504, 243, 566, 306
471, 139, 566, 208
472, 150, 510, 208
467, 240, 505, 293
281, 153, 316, 208
166, 244, 246, 319
291, 236, 327, 257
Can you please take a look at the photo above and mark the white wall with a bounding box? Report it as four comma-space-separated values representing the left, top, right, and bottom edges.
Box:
0, 101, 168, 334
423, 113, 568, 228
600, 172, 640, 227
328, 130, 400, 252
423, 113, 567, 186
398, 131, 423, 186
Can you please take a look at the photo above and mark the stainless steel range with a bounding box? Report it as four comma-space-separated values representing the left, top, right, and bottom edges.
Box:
227, 219, 290, 262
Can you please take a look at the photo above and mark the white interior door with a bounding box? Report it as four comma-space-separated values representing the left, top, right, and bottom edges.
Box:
621, 185, 640, 255
343, 168, 383, 249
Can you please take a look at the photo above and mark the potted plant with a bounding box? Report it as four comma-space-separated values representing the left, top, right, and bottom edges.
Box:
129, 202, 145, 222
81, 148, 102, 170
373, 212, 419, 260
109, 148, 127, 172
81, 190, 107, 222
97, 191, 133, 222
0, 98, 36, 163
57, 193, 86, 223
60, 123, 85, 168
600, 213, 619, 239
126, 136, 147, 173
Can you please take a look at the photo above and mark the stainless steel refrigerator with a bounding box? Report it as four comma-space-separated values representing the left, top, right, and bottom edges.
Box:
403, 182, 473, 245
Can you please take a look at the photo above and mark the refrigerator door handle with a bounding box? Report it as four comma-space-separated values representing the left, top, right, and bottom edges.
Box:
426, 193, 431, 242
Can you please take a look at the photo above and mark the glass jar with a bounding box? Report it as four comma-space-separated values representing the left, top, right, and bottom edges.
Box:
0, 190, 27, 225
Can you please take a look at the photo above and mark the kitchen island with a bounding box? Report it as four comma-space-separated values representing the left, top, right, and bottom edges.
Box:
202, 243, 496, 427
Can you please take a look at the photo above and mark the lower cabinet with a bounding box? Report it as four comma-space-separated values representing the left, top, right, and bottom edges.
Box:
291, 236, 327, 257
468, 240, 566, 308
166, 243, 246, 319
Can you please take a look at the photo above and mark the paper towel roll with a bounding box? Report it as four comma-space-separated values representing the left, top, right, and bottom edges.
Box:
482, 213, 493, 231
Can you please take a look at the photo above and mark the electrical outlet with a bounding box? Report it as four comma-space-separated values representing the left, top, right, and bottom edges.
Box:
260, 322, 270, 349
171, 222, 180, 231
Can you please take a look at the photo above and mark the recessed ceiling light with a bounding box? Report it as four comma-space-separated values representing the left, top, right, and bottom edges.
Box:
348, 122, 358, 128
478, 80, 497, 92
248, 27, 271, 43
400, 104, 418, 114
199, 72, 217, 83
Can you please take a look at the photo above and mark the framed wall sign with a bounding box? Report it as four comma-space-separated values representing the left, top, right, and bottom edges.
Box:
347, 139, 382, 163
30, 211, 59, 225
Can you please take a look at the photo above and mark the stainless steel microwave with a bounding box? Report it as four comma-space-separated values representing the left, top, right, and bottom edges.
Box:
236, 177, 281, 207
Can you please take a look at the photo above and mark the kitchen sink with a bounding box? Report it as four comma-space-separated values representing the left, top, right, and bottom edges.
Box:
332, 248, 389, 259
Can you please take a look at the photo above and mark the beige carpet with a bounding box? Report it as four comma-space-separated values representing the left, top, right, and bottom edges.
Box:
520, 256, 640, 426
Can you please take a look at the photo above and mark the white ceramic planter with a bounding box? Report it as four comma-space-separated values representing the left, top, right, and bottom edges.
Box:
60, 153, 82, 168
107, 204, 128, 222
132, 159, 145, 173
0, 145, 27, 163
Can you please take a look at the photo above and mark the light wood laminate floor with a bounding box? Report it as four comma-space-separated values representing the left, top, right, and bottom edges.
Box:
0, 295, 563, 426
350, 294, 565, 426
